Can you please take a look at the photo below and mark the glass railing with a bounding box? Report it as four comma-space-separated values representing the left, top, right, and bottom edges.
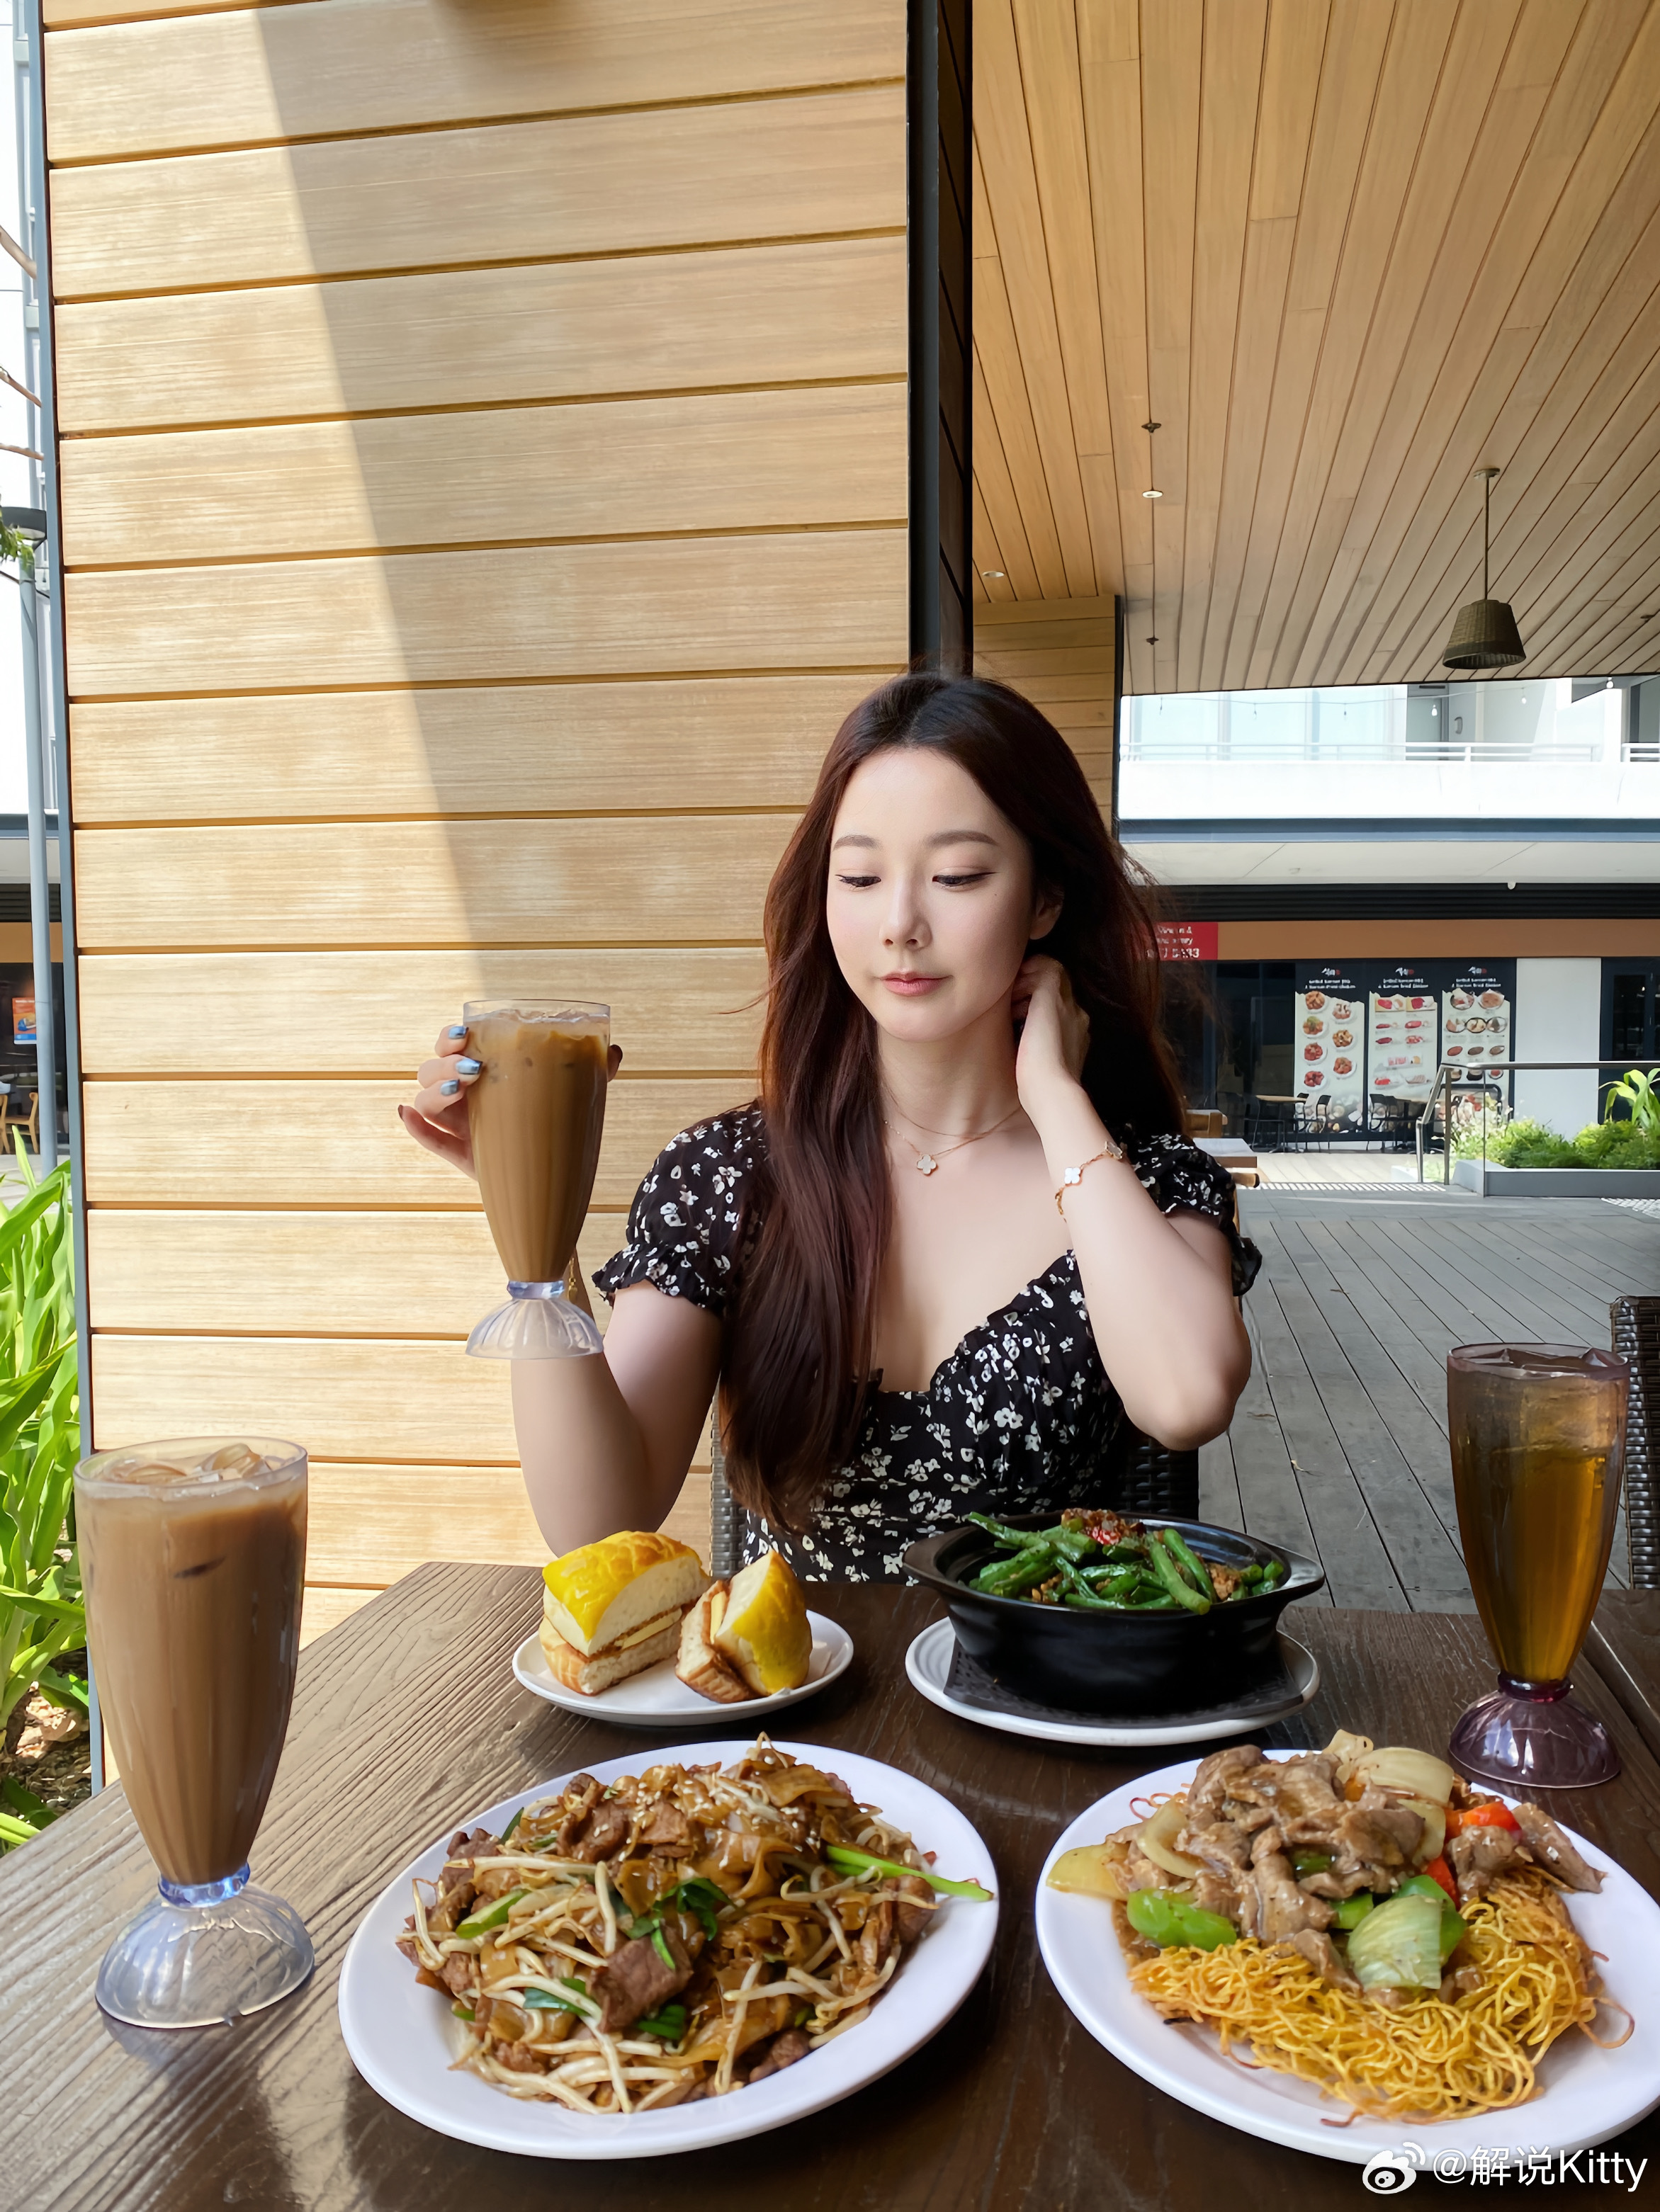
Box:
1122, 677, 1651, 766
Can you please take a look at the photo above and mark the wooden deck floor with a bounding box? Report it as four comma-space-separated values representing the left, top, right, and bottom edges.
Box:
1209, 1186, 1660, 1613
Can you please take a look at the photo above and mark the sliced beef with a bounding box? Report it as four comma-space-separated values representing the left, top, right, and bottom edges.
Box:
1259, 1753, 1343, 1822
745, 2028, 813, 2083
426, 1825, 497, 1926
570, 1798, 633, 1864
439, 1951, 479, 1998
1247, 1830, 1333, 1942
444, 1825, 498, 1876
1188, 1745, 1265, 1822
877, 1874, 935, 1944
553, 1776, 602, 1854
1175, 1818, 1251, 1873
590, 1924, 694, 2034
1302, 1800, 1427, 1899
1248, 1824, 1287, 1866
1287, 1929, 1360, 1992
1448, 1822, 1525, 1901
639, 1797, 694, 1854
1190, 1868, 1249, 1926
1511, 1803, 1603, 1893
495, 2040, 548, 2075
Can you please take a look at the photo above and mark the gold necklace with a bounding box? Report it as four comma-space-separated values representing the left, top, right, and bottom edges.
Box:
887, 1101, 1023, 1176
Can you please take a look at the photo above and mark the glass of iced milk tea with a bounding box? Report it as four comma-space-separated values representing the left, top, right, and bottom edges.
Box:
77, 1438, 313, 2028
462, 997, 610, 1359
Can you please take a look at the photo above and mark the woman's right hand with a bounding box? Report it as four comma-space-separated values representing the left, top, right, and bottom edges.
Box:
398, 1021, 479, 1178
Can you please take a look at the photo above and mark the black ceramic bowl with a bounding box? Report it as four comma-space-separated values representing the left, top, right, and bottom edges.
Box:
903, 1513, 1324, 1715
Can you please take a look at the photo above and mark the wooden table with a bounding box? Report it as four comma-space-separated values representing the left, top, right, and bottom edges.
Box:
7, 1569, 1659, 2210
1588, 1587, 1660, 1763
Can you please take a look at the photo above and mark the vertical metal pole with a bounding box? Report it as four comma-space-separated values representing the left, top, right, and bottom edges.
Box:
18, 0, 96, 1786
18, 548, 55, 1171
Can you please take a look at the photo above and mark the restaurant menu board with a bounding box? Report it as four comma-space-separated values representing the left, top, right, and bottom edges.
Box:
1442, 963, 1512, 1094
1368, 965, 1438, 1108
1294, 964, 1366, 1128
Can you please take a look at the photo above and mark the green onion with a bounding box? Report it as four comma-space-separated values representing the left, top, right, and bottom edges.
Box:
499, 1806, 522, 1844
456, 1886, 527, 1937
825, 1844, 993, 1902
650, 1924, 676, 1970
665, 1876, 730, 1940
634, 2002, 688, 2041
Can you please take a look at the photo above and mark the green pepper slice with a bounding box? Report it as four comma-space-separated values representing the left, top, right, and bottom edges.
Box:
1124, 1887, 1238, 1951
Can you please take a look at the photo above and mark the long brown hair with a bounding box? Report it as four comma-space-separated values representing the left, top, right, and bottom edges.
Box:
720, 669, 1185, 1528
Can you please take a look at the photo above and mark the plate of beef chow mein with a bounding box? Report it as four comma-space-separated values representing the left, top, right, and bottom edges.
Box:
1035, 1735, 1659, 2165
338, 1737, 998, 2158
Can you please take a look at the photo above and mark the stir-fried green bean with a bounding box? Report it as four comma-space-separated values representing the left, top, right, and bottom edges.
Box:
962, 1510, 1286, 1613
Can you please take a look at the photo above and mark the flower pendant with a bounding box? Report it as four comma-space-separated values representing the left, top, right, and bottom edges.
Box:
915, 1153, 939, 1176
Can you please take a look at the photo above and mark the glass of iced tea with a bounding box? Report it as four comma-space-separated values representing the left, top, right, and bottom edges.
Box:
1447, 1344, 1627, 1788
461, 997, 609, 1359
77, 1438, 314, 2027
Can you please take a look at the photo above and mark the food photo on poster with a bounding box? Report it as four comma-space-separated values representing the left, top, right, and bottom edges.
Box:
1367, 965, 1440, 1118
1293, 965, 1367, 1130
1443, 963, 1515, 1081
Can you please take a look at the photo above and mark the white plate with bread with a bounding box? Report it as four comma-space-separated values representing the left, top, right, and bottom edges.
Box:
512, 1530, 854, 1725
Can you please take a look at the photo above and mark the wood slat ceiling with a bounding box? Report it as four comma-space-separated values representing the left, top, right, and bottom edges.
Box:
973, 0, 1660, 696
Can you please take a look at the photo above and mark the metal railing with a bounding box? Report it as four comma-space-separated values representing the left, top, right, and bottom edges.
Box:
1415, 1060, 1652, 1184
1124, 734, 1614, 764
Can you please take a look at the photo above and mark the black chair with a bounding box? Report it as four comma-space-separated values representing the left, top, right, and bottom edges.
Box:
1609, 1298, 1660, 1589
707, 1419, 1199, 1577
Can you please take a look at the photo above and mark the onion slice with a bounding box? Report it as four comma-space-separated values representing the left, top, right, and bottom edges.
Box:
1140, 1793, 1204, 1879
1354, 1747, 1456, 1806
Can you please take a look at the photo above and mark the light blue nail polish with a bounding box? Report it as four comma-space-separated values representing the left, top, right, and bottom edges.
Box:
446, 1024, 466, 1039
440, 1079, 460, 1096
455, 1057, 480, 1074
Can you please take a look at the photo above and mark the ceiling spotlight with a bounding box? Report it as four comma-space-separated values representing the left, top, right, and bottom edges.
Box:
981, 569, 1005, 579
1443, 465, 1525, 669
1142, 487, 1163, 499
1146, 635, 1159, 645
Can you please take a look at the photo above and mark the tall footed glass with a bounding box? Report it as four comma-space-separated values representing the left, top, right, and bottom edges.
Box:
463, 998, 609, 1358
1447, 1344, 1627, 1789
77, 1438, 313, 2027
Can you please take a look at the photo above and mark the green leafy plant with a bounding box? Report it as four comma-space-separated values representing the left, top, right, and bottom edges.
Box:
1603, 1067, 1660, 1133
1452, 1106, 1660, 1171
0, 1142, 81, 1851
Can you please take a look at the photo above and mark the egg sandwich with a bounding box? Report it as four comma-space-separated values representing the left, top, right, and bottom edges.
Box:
538, 1530, 712, 1695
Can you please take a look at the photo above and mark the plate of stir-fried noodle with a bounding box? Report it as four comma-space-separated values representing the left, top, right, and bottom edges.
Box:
338, 1737, 998, 2157
1035, 1743, 1660, 2165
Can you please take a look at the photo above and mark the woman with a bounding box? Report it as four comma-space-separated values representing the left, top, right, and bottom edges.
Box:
402, 670, 1258, 1579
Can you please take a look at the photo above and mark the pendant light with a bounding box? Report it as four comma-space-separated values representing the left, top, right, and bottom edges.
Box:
1442, 465, 1525, 669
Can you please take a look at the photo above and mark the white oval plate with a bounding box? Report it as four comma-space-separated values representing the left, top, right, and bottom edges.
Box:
905, 1618, 1319, 1747
338, 1739, 998, 2159
512, 1612, 853, 1728
1036, 1754, 1660, 2167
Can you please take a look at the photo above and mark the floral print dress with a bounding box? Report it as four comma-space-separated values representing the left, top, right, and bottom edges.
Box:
594, 1106, 1260, 1582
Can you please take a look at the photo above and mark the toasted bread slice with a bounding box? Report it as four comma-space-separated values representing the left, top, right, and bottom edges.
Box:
539, 1617, 680, 1696
675, 1583, 752, 1703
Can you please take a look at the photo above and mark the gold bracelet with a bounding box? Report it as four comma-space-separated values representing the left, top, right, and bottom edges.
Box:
1054, 1138, 1126, 1215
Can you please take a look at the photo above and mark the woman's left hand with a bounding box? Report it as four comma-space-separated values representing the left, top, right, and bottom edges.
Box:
1014, 955, 1090, 1111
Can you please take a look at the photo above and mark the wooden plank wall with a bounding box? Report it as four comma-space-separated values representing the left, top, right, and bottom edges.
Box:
43, 0, 910, 1640
972, 598, 1117, 819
